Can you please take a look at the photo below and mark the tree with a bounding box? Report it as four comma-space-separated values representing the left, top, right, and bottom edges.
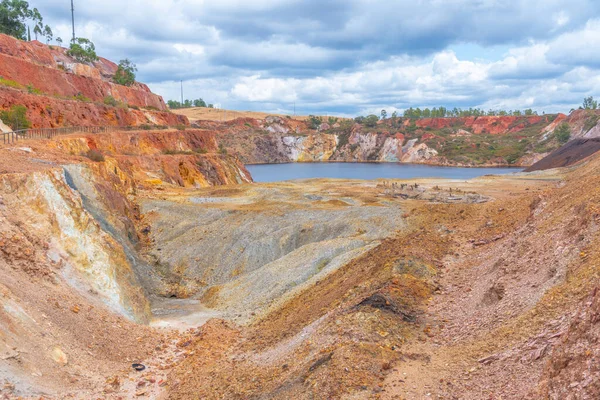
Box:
43, 24, 52, 44
67, 37, 98, 63
380, 109, 387, 120
32, 22, 40, 39
0, 0, 43, 40
555, 123, 571, 144
167, 100, 182, 109
364, 114, 379, 127
0, 104, 30, 130
193, 98, 207, 107
113, 59, 137, 86
583, 96, 598, 110
56, 36, 62, 47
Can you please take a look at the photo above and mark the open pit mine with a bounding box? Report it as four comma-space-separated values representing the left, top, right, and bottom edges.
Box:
1, 33, 600, 400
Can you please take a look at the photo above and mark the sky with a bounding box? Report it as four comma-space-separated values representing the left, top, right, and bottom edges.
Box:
32, 0, 600, 117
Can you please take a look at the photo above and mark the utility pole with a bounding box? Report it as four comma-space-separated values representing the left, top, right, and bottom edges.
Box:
180, 80, 184, 105
71, 0, 76, 42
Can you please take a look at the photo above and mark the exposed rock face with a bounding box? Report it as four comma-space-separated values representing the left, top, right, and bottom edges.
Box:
201, 114, 571, 167
540, 287, 600, 399
0, 169, 151, 322
0, 86, 187, 128
52, 130, 253, 188
141, 183, 406, 323
0, 34, 167, 110
413, 115, 543, 135
525, 138, 600, 172
564, 109, 600, 138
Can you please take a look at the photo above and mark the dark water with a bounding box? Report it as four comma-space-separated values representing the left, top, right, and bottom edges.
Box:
247, 163, 523, 183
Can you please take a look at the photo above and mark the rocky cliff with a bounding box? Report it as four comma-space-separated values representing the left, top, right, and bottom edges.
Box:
0, 33, 189, 128
0, 86, 187, 128
0, 34, 167, 110
193, 112, 600, 167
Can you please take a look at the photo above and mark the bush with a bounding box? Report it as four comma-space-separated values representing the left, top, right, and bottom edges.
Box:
85, 149, 105, 162
67, 38, 98, 63
0, 105, 30, 130
175, 124, 187, 131
555, 123, 571, 144
73, 93, 91, 102
364, 115, 379, 128
113, 59, 137, 86
218, 144, 227, 154
307, 115, 323, 130
0, 77, 22, 89
103, 96, 118, 107
26, 84, 42, 95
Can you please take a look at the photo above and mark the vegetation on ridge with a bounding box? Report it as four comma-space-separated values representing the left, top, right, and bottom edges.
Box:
113, 59, 137, 86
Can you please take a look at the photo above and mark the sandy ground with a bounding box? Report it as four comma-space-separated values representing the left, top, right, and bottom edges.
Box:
1, 129, 599, 399
172, 106, 347, 122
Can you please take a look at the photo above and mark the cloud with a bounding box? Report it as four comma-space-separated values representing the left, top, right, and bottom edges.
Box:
28, 1, 600, 115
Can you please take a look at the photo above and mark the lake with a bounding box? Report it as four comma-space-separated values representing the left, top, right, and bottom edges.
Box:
247, 163, 522, 183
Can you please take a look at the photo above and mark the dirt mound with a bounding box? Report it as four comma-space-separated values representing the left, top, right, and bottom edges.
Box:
525, 138, 600, 171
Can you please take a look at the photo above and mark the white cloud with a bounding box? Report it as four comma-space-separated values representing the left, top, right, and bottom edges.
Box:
30, 0, 600, 115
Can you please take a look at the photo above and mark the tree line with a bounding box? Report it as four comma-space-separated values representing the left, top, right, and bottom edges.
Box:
401, 107, 539, 119
167, 99, 214, 109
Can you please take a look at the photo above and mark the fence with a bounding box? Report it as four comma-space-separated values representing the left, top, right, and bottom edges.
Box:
2, 125, 135, 144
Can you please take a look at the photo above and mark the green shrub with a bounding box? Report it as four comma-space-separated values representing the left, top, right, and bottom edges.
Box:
103, 96, 118, 107
0, 105, 30, 130
175, 124, 187, 131
218, 144, 228, 154
67, 38, 98, 63
583, 115, 600, 133
307, 115, 323, 130
195, 147, 208, 154
26, 84, 42, 95
0, 77, 22, 89
73, 93, 91, 102
364, 115, 379, 128
113, 59, 137, 86
163, 149, 193, 155
337, 132, 351, 148
555, 123, 571, 144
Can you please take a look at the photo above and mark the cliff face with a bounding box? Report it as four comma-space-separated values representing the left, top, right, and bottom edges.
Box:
0, 33, 190, 128
197, 110, 600, 167
197, 115, 562, 166
0, 34, 167, 110
51, 130, 252, 188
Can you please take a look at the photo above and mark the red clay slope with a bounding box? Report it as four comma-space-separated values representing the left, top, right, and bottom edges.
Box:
0, 34, 167, 111
0, 86, 187, 128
